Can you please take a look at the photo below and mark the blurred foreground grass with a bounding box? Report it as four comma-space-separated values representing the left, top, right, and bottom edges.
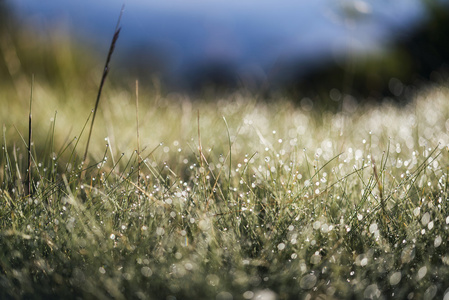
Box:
1, 23, 449, 300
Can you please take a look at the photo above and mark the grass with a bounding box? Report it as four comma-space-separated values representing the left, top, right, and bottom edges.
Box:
1, 21, 449, 300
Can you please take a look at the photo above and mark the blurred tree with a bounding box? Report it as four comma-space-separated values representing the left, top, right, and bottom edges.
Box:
280, 0, 449, 104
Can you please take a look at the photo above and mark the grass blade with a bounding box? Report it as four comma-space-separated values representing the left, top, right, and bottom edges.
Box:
83, 5, 124, 164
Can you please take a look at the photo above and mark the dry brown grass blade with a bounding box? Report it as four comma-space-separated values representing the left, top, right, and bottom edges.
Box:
26, 74, 34, 196
83, 5, 124, 165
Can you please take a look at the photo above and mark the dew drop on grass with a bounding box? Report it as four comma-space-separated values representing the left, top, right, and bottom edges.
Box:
443, 289, 449, 300
434, 236, 442, 247
389, 271, 401, 285
413, 207, 420, 216
321, 224, 329, 233
109, 234, 115, 240
253, 289, 276, 300
141, 266, 153, 277
364, 284, 380, 299
401, 246, 415, 264
198, 219, 211, 231
360, 257, 368, 267
417, 266, 427, 280
310, 252, 321, 264
206, 274, 220, 287
185, 262, 193, 271
300, 274, 317, 290
421, 212, 430, 225
277, 243, 285, 251
243, 291, 254, 300
156, 227, 165, 236
216, 291, 233, 300
424, 285, 438, 300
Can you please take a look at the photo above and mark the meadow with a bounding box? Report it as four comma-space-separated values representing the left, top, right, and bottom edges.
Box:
1, 24, 449, 300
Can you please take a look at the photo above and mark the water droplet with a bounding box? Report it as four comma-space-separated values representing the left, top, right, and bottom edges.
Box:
216, 291, 233, 300
421, 212, 430, 226
251, 289, 276, 300
401, 246, 415, 264
434, 235, 442, 247
443, 289, 449, 300
321, 224, 329, 233
206, 274, 220, 287
141, 266, 152, 277
243, 291, 254, 300
199, 219, 211, 231
361, 257, 368, 267
277, 243, 285, 251
185, 262, 193, 270
417, 266, 427, 280
424, 285, 437, 300
413, 207, 420, 217
389, 271, 401, 285
364, 284, 380, 299
109, 234, 115, 240
300, 274, 317, 290
310, 253, 321, 264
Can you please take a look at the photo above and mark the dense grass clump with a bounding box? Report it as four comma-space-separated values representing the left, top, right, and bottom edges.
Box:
1, 21, 449, 300
1, 77, 449, 299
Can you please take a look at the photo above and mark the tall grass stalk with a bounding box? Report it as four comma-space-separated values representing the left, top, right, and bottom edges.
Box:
26, 74, 34, 196
83, 6, 124, 165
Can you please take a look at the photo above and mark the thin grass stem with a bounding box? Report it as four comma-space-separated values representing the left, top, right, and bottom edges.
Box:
83, 5, 124, 165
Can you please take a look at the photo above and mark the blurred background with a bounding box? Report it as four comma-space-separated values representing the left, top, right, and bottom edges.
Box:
1, 0, 449, 103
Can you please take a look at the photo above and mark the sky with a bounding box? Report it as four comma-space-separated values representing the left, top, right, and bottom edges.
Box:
6, 0, 427, 89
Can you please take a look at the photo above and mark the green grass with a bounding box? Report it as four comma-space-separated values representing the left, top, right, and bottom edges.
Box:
1, 25, 449, 300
